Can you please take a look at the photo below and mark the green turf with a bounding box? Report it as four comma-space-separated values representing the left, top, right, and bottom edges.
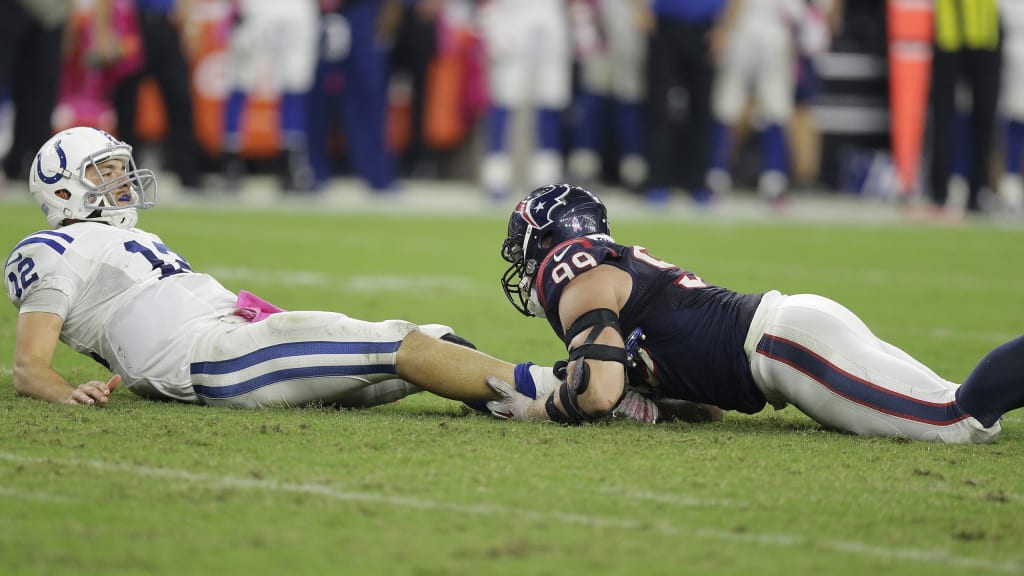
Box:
1, 198, 1022, 575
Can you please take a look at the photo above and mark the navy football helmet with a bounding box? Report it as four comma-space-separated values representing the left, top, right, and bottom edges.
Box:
501, 184, 610, 316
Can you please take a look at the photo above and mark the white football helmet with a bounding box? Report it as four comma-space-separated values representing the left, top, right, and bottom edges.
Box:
29, 126, 157, 230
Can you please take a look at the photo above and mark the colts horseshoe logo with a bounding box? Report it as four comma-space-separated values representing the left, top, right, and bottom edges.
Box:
35, 139, 68, 185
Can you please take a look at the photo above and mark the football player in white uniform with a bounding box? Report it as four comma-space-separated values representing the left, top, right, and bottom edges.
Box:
222, 0, 320, 192
6, 126, 565, 409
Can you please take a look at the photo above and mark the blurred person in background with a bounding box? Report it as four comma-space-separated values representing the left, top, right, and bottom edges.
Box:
566, 0, 648, 191
104, 0, 203, 193
390, 0, 444, 178
477, 0, 571, 200
928, 0, 1001, 216
998, 0, 1024, 213
309, 0, 401, 193
0, 0, 71, 183
707, 0, 803, 206
639, 0, 727, 206
788, 0, 842, 190
221, 0, 320, 193
52, 0, 144, 136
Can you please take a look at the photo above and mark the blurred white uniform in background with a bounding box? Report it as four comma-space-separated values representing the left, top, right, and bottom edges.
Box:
567, 0, 648, 189
478, 0, 571, 198
710, 0, 803, 200
224, 0, 320, 191
999, 0, 1024, 211
713, 0, 802, 128
228, 0, 319, 96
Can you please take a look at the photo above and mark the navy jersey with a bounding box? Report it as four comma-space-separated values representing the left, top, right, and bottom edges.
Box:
535, 236, 767, 413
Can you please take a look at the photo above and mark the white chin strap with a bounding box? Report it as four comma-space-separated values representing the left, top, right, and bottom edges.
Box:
526, 286, 546, 318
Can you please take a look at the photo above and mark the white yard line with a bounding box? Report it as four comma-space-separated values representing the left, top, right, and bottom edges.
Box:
0, 485, 73, 503
1, 452, 1019, 573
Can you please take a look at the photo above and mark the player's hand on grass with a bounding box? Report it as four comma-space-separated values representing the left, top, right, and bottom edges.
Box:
65, 374, 121, 406
485, 376, 533, 420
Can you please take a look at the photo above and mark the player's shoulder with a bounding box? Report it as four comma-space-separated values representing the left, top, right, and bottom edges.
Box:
6, 228, 79, 265
4, 223, 137, 269
538, 234, 621, 276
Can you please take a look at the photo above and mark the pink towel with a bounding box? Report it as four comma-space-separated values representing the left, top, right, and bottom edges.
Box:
234, 290, 286, 322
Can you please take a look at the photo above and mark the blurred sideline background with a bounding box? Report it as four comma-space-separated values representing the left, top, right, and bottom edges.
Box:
1, 0, 1019, 222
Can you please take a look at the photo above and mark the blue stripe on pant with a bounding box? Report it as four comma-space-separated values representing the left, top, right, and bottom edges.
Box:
756, 334, 969, 426
191, 340, 401, 400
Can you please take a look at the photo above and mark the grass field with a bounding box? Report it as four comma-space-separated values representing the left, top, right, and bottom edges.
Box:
1, 191, 1023, 576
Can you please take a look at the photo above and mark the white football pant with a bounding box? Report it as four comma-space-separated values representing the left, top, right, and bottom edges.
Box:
745, 291, 1000, 443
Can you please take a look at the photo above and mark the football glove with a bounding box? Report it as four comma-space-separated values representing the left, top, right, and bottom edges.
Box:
485, 376, 533, 420
611, 389, 659, 424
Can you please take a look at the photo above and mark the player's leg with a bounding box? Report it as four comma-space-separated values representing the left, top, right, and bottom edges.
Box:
276, 2, 319, 191
479, 2, 525, 200
567, 55, 609, 185
748, 292, 999, 443
223, 10, 263, 192
395, 321, 560, 406
708, 34, 749, 196
191, 312, 556, 410
331, 324, 457, 408
999, 41, 1024, 211
528, 10, 570, 189
190, 311, 415, 408
336, 379, 423, 408
605, 0, 647, 189
341, 1, 396, 191
753, 29, 794, 202
954, 335, 1024, 428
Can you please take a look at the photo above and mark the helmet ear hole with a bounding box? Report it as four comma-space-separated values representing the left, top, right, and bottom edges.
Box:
55, 190, 71, 200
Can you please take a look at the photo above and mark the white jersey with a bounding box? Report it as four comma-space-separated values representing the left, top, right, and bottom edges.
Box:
5, 222, 237, 402
229, 0, 319, 93
5, 222, 443, 409
478, 0, 571, 107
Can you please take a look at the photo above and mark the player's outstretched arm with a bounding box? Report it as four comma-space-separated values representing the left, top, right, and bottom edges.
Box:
654, 398, 725, 423
12, 312, 119, 405
487, 264, 634, 423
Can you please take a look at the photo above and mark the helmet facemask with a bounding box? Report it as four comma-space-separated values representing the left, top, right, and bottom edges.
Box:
80, 150, 156, 216
500, 230, 541, 317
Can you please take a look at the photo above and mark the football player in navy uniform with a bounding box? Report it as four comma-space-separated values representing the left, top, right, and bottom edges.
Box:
485, 184, 1024, 443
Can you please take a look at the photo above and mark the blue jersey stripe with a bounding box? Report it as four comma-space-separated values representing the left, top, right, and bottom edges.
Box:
190, 340, 402, 375
756, 334, 969, 426
193, 363, 395, 399
34, 230, 75, 242
7, 230, 76, 262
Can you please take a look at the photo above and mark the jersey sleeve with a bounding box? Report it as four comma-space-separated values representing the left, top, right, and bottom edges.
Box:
535, 237, 623, 323
5, 232, 80, 318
